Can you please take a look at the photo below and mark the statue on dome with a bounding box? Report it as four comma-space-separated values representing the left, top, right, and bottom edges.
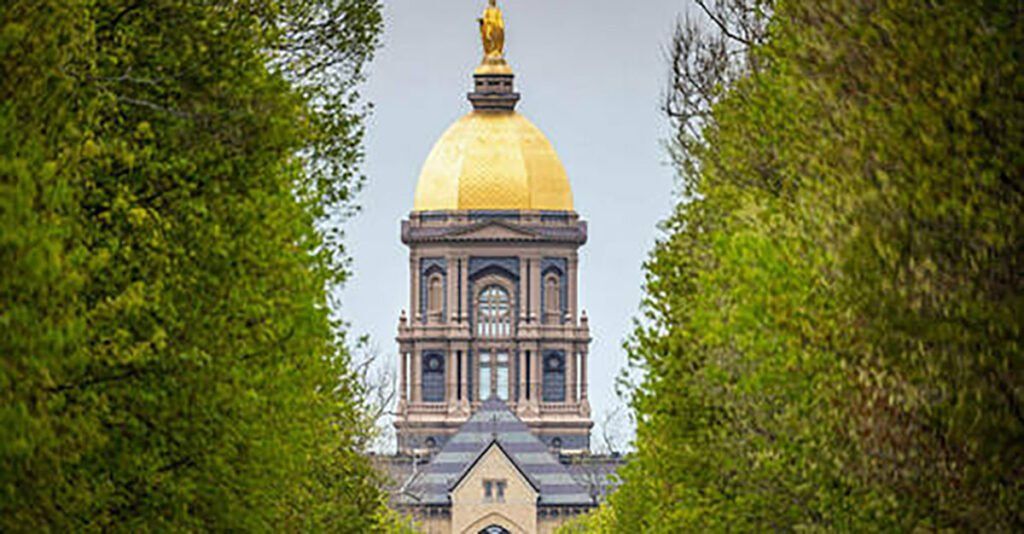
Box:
478, 0, 505, 60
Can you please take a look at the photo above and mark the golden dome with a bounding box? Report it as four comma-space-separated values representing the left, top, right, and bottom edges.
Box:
413, 111, 574, 212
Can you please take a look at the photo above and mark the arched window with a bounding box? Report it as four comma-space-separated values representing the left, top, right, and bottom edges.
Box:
542, 351, 565, 402
476, 285, 511, 338
480, 526, 510, 534
427, 274, 443, 317
544, 274, 560, 323
422, 353, 445, 402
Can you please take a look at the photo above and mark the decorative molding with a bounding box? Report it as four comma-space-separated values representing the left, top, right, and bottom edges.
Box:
420, 258, 448, 323
468, 257, 520, 280
402, 219, 587, 245
540, 257, 569, 324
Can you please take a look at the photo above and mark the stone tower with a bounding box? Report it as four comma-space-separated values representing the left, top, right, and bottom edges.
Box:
394, 2, 593, 456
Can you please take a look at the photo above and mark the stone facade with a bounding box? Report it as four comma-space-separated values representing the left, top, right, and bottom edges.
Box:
394, 211, 594, 455
387, 400, 601, 534
384, 5, 617, 532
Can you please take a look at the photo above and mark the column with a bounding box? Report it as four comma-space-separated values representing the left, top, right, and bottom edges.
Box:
459, 256, 470, 323
446, 348, 456, 405
411, 351, 422, 403
531, 349, 542, 403
520, 259, 530, 324
567, 347, 577, 403
518, 350, 528, 403
580, 350, 588, 401
568, 255, 579, 323
471, 351, 480, 402
399, 352, 408, 402
410, 254, 420, 322
461, 350, 469, 401
529, 255, 542, 323
446, 255, 457, 323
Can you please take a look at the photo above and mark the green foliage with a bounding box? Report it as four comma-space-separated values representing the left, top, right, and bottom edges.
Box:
597, 0, 1023, 531
0, 0, 399, 531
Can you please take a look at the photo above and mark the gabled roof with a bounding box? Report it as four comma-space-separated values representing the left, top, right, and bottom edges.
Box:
399, 398, 594, 506
448, 439, 540, 495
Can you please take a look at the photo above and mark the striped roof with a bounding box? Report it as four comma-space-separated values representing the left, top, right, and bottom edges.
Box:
401, 398, 594, 506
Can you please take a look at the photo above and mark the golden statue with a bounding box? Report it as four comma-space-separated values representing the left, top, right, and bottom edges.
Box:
478, 0, 505, 60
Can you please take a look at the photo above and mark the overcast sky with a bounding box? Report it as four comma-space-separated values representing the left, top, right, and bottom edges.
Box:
336, 0, 696, 447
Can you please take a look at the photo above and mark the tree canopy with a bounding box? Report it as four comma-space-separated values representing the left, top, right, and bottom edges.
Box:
569, 0, 1022, 531
1, 0, 407, 530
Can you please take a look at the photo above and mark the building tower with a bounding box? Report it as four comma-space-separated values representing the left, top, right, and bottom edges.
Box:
394, 0, 593, 456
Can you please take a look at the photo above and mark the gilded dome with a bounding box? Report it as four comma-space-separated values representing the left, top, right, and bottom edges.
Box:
413, 111, 574, 212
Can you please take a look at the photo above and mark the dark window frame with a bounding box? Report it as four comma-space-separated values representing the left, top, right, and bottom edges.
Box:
542, 350, 566, 402
422, 352, 446, 402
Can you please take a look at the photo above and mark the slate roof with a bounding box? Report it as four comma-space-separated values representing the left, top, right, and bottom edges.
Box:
399, 398, 595, 507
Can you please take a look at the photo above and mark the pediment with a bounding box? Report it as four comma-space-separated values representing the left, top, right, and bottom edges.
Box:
451, 440, 540, 497
449, 221, 538, 241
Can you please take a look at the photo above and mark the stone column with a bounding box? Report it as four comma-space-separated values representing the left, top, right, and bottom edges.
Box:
580, 350, 588, 401
410, 254, 420, 322
399, 352, 408, 402
532, 348, 542, 403
461, 350, 470, 402
567, 347, 577, 403
518, 350, 528, 403
529, 255, 542, 323
446, 347, 456, 405
568, 255, 579, 323
471, 351, 479, 402
459, 256, 470, 323
446, 255, 457, 323
411, 351, 422, 403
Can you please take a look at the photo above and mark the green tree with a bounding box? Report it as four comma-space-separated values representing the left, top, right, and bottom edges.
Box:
576, 0, 1023, 531
0, 0, 402, 530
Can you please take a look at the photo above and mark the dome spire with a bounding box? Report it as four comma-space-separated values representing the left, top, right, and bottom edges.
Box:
469, 1, 519, 111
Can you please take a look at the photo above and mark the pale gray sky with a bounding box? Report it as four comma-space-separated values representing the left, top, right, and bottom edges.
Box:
337, 0, 694, 446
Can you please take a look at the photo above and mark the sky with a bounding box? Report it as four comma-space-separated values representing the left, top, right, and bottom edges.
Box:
337, 0, 696, 448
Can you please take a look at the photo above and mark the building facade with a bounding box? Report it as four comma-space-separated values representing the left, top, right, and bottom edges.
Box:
387, 3, 617, 532
394, 1, 593, 457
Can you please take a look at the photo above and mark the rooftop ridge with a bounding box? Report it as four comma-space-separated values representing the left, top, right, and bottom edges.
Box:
402, 399, 593, 506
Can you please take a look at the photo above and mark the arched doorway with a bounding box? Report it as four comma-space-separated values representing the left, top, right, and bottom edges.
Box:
479, 526, 511, 534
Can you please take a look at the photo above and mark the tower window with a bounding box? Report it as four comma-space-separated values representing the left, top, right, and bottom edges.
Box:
476, 285, 512, 337
542, 351, 566, 402
544, 275, 560, 315
427, 274, 443, 317
478, 351, 510, 400
422, 353, 445, 402
478, 351, 492, 400
495, 352, 509, 401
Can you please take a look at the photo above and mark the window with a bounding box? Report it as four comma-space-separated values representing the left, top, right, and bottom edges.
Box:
427, 274, 443, 316
544, 275, 560, 315
542, 351, 566, 402
483, 479, 507, 502
495, 352, 509, 401
476, 285, 511, 337
478, 351, 492, 400
478, 351, 509, 400
422, 353, 445, 402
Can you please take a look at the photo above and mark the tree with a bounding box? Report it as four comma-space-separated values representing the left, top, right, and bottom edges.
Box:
0, 1, 403, 530
582, 0, 1023, 531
